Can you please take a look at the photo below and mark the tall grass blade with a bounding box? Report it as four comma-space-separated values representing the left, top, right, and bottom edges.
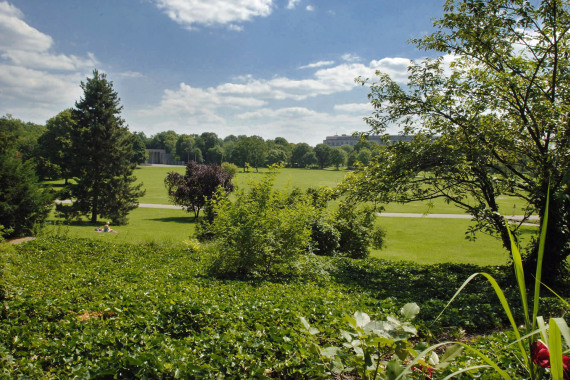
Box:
549, 318, 564, 380
552, 318, 570, 350
532, 189, 549, 331
433, 272, 529, 368
506, 226, 529, 328
397, 342, 512, 380
537, 316, 548, 345
443, 365, 492, 379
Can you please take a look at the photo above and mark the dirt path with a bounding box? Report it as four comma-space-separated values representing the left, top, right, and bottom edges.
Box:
7, 237, 36, 245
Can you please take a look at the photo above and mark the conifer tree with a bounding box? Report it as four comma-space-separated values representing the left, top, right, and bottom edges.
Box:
58, 70, 144, 224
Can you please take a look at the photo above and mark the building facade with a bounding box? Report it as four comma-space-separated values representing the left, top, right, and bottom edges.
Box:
323, 134, 413, 147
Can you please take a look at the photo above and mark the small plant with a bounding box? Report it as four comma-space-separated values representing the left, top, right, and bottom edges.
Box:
432, 190, 570, 379
301, 303, 460, 379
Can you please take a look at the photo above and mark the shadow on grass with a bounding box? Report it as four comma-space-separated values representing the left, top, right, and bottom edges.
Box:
148, 216, 198, 224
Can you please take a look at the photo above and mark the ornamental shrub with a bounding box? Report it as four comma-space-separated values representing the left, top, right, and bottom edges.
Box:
203, 173, 313, 278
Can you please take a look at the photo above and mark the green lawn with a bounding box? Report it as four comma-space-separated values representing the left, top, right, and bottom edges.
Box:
134, 165, 530, 215
43, 165, 539, 265
44, 207, 197, 245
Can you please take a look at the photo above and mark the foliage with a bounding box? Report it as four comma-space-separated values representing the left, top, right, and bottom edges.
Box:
202, 173, 314, 278
2, 235, 569, 378
165, 161, 234, 218
221, 162, 238, 176
56, 70, 144, 224
314, 143, 332, 169
0, 121, 52, 239
36, 109, 75, 180
335, 202, 379, 259
291, 143, 314, 168
130, 131, 148, 164
344, 0, 570, 282
330, 147, 348, 170
301, 303, 462, 379
431, 193, 570, 379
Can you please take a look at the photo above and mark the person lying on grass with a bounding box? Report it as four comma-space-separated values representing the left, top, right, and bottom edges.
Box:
95, 222, 117, 233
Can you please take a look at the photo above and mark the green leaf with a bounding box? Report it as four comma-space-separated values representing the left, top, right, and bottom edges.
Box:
386, 359, 405, 380
549, 318, 564, 380
505, 224, 529, 329
400, 303, 420, 320
532, 189, 549, 331
354, 311, 370, 328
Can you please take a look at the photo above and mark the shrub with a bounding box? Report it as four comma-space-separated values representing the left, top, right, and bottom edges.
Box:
310, 216, 340, 256
202, 173, 314, 278
221, 162, 238, 176
335, 202, 377, 259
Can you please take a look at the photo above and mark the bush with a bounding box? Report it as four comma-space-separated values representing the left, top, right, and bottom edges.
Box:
202, 174, 314, 278
221, 162, 238, 176
310, 216, 340, 256
335, 202, 377, 259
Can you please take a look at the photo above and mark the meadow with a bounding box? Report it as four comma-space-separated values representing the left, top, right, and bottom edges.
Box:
43, 165, 536, 266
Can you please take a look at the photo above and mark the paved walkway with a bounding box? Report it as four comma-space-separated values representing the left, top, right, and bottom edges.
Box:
56, 200, 539, 222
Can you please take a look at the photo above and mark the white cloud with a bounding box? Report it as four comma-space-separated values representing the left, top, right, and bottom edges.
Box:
369, 57, 411, 82
299, 60, 335, 69
334, 103, 373, 113
153, 0, 274, 29
306, 5, 314, 11
286, 0, 301, 9
0, 2, 97, 123
342, 53, 361, 63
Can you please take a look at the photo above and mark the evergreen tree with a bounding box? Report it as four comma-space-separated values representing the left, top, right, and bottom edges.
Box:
0, 119, 52, 238
58, 70, 144, 224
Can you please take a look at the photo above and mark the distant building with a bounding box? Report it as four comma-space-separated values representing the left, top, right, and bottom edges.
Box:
323, 134, 413, 147
146, 149, 172, 165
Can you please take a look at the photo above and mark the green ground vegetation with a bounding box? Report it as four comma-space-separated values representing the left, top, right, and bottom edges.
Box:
1, 237, 567, 378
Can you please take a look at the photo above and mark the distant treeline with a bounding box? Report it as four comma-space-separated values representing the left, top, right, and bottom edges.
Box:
139, 130, 385, 170
1, 113, 386, 181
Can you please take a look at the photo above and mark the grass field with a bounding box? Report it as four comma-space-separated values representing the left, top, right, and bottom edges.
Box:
43, 165, 538, 265
134, 165, 530, 215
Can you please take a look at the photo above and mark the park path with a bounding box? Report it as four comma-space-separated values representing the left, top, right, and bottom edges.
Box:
138, 202, 539, 222
56, 200, 539, 222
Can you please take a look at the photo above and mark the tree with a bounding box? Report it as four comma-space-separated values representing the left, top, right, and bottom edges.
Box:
150, 130, 178, 155
131, 131, 148, 165
176, 134, 195, 162
57, 70, 144, 225
330, 147, 348, 170
37, 109, 75, 181
291, 143, 313, 168
314, 143, 332, 169
164, 161, 234, 218
0, 121, 52, 238
344, 0, 570, 281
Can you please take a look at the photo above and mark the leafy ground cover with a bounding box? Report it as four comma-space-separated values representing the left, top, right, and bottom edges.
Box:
1, 237, 567, 378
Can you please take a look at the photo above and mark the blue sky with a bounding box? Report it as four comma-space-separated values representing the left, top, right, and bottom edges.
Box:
0, 0, 446, 145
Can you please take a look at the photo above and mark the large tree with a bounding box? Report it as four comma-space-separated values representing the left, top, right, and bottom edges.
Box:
58, 70, 144, 224
343, 0, 570, 280
0, 117, 52, 238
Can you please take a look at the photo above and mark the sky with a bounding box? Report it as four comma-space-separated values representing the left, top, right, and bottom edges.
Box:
0, 0, 447, 146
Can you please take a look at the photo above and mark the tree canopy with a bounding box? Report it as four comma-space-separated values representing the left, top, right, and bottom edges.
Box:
57, 70, 144, 224
342, 0, 570, 280
164, 161, 234, 218
0, 115, 52, 238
